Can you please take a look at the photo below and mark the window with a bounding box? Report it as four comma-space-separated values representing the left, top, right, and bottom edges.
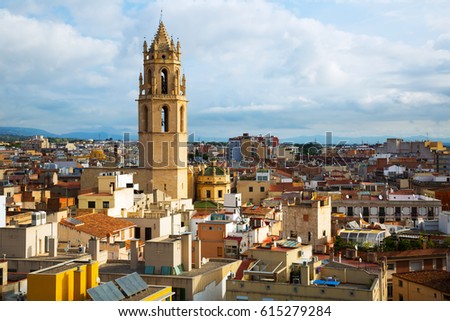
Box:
260, 186, 265, 192
249, 186, 253, 192
180, 106, 185, 132
206, 190, 211, 198
399, 294, 403, 301
217, 247, 223, 257
134, 227, 141, 239
161, 106, 169, 132
103, 201, 110, 208
387, 263, 395, 270
398, 280, 403, 287
410, 261, 422, 271
218, 190, 223, 198
88, 201, 95, 209
161, 69, 168, 94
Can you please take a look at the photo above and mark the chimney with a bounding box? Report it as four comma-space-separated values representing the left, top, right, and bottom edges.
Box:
300, 262, 310, 285
130, 239, 139, 270
0, 196, 5, 227
48, 237, 58, 257
192, 238, 202, 269
447, 252, 450, 272
88, 238, 100, 262
181, 233, 192, 272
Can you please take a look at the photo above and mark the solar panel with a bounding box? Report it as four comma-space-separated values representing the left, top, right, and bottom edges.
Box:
66, 217, 83, 226
115, 272, 148, 297
87, 281, 125, 301
281, 240, 300, 248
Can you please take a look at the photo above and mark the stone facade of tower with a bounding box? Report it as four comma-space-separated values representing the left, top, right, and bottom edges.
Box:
138, 21, 188, 199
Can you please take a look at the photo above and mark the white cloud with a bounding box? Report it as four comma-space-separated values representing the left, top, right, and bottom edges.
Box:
1, 0, 450, 138
204, 104, 285, 114
0, 9, 118, 84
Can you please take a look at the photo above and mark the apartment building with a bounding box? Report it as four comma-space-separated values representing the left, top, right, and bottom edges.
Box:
392, 270, 450, 301
226, 240, 387, 301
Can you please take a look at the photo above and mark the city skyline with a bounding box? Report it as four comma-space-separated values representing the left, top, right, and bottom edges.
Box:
1, 0, 450, 139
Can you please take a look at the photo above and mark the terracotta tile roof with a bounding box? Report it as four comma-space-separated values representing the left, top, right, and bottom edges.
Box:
389, 189, 415, 195
379, 248, 450, 259
269, 182, 303, 192
56, 181, 81, 188
225, 236, 242, 241
192, 212, 211, 219
393, 270, 450, 294
60, 213, 136, 238
242, 206, 274, 216
325, 178, 353, 186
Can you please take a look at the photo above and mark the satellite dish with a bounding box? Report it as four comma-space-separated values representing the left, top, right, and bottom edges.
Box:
379, 195, 383, 200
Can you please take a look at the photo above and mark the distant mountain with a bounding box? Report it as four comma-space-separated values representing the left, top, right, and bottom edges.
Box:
282, 135, 450, 145
1, 126, 449, 145
0, 126, 58, 138
0, 126, 137, 141
60, 131, 138, 140
188, 133, 227, 142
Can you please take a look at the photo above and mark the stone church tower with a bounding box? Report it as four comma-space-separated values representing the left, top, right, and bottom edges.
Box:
138, 21, 188, 199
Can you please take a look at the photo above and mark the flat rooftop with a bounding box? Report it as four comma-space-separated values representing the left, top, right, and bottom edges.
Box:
99, 259, 239, 278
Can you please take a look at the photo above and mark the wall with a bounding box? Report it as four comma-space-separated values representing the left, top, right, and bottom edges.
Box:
99, 259, 241, 301
439, 212, 450, 234
283, 198, 331, 247
198, 222, 232, 258
392, 275, 447, 301
0, 195, 5, 227
145, 237, 182, 274
0, 222, 57, 258
226, 279, 377, 301
27, 261, 98, 301
237, 180, 270, 205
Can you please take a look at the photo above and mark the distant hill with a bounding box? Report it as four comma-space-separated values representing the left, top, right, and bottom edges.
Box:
0, 126, 58, 138
1, 126, 449, 145
0, 126, 137, 141
282, 135, 450, 145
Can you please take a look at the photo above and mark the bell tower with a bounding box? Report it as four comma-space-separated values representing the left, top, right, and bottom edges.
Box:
138, 21, 188, 199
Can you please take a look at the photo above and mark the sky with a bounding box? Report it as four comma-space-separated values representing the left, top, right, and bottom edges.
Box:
1, 0, 450, 140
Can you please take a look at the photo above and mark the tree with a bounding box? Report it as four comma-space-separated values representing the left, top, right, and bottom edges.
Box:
381, 237, 397, 252
398, 239, 412, 251
333, 235, 346, 253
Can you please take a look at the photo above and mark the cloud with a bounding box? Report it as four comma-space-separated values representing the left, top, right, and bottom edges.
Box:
1, 0, 450, 138
204, 104, 285, 114
0, 9, 118, 84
